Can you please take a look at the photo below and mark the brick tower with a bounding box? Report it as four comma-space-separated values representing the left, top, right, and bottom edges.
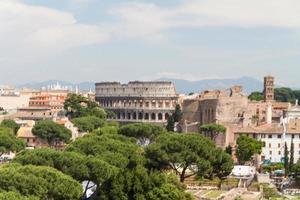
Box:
264, 76, 275, 102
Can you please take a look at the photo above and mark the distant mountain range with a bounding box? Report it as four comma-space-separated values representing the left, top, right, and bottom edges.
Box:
16, 76, 264, 94
159, 76, 263, 94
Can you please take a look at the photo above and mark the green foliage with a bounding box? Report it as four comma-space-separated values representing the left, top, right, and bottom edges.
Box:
99, 166, 193, 200
0, 164, 82, 200
248, 92, 264, 101
212, 148, 234, 180
118, 123, 166, 145
0, 119, 20, 134
13, 148, 117, 185
166, 116, 175, 132
199, 124, 227, 140
284, 142, 289, 175
146, 133, 233, 182
72, 116, 106, 132
66, 133, 141, 169
290, 140, 294, 172
236, 136, 262, 165
64, 93, 106, 119
262, 163, 284, 173
0, 191, 38, 200
32, 120, 71, 147
275, 87, 296, 103
292, 160, 300, 187
262, 184, 280, 199
0, 127, 25, 156
249, 88, 300, 103
173, 104, 183, 122
96, 125, 119, 135
225, 145, 232, 155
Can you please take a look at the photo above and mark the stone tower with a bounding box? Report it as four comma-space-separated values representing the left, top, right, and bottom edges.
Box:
264, 76, 275, 102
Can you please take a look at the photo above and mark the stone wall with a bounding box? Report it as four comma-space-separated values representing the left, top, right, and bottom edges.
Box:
95, 81, 178, 124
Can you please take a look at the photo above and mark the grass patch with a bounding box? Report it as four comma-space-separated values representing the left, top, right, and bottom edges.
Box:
204, 190, 225, 199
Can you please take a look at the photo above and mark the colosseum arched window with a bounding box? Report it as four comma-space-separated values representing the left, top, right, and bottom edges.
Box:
133, 112, 137, 120
151, 113, 156, 120
165, 113, 170, 120
138, 112, 143, 120
158, 113, 163, 120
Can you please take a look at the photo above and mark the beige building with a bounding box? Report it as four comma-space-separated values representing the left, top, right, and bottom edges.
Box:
16, 121, 48, 148
16, 90, 68, 120
95, 81, 178, 124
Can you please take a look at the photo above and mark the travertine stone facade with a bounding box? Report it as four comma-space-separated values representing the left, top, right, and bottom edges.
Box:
95, 81, 178, 123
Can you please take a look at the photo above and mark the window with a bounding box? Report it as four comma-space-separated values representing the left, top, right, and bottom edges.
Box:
277, 135, 282, 139
268, 135, 272, 139
278, 143, 281, 148
278, 151, 281, 155
262, 141, 266, 147
269, 151, 272, 155
292, 135, 295, 139
269, 143, 272, 148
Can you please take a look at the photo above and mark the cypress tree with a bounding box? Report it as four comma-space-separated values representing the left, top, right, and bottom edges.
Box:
284, 142, 289, 176
173, 104, 182, 122
166, 116, 175, 132
290, 139, 294, 172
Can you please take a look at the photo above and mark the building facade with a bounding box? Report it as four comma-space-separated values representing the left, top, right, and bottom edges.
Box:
17, 90, 68, 120
95, 81, 178, 124
179, 76, 291, 148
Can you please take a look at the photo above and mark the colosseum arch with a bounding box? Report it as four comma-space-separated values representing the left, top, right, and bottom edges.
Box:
145, 113, 149, 120
165, 113, 170, 120
133, 112, 137, 120
138, 112, 143, 120
158, 113, 163, 120
151, 113, 156, 120
127, 113, 131, 120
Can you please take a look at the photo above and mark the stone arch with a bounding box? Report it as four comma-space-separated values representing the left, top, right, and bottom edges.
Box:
151, 113, 156, 120
127, 112, 131, 120
122, 112, 126, 119
145, 113, 149, 120
117, 112, 121, 119
165, 113, 170, 120
138, 112, 143, 120
158, 113, 163, 120
133, 112, 137, 120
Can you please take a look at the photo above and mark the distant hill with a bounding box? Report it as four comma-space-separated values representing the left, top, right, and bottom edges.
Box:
158, 76, 263, 94
17, 80, 95, 91
16, 76, 264, 94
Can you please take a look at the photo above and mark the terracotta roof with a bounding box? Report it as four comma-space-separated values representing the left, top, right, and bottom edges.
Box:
236, 122, 300, 135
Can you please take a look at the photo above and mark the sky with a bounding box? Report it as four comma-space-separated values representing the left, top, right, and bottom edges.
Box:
1, 0, 300, 86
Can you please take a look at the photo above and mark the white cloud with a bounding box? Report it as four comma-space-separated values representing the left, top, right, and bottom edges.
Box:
0, 0, 111, 64
1, 0, 300, 67
108, 0, 300, 40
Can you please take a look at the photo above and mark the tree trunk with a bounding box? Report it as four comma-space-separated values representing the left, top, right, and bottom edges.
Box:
180, 168, 187, 183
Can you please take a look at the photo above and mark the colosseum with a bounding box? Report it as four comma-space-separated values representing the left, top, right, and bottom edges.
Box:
95, 81, 178, 124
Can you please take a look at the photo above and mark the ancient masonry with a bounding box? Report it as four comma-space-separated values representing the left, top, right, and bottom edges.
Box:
95, 81, 179, 124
